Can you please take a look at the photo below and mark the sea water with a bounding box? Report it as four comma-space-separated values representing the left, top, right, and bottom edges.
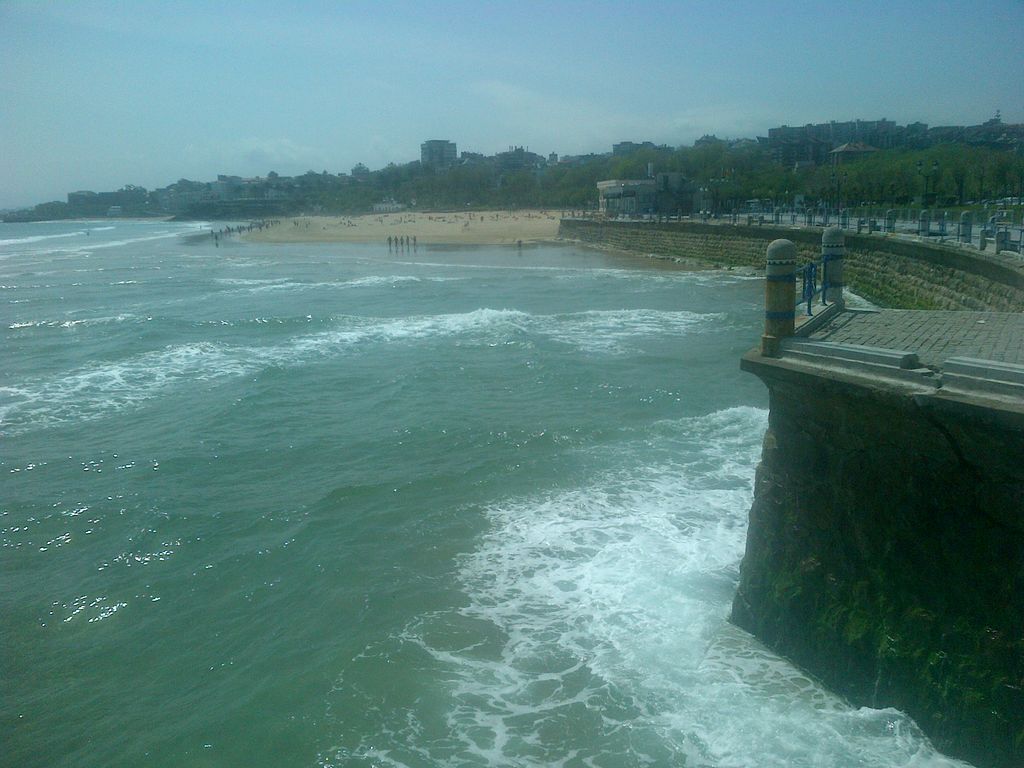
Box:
1, 220, 972, 767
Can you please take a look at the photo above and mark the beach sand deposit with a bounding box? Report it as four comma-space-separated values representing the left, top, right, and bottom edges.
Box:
244, 210, 561, 246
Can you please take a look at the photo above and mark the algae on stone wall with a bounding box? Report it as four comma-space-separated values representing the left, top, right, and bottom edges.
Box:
731, 366, 1024, 768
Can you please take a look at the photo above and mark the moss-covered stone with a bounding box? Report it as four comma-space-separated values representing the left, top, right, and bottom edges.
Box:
732, 365, 1024, 767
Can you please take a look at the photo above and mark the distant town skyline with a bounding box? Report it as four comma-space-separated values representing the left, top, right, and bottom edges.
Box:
2, 0, 1022, 210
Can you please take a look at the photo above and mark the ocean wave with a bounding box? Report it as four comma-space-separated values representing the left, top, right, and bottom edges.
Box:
213, 274, 462, 296
0, 231, 85, 246
322, 404, 965, 767
391, 259, 580, 272
1, 307, 718, 433
544, 308, 722, 352
213, 277, 293, 287
322, 406, 765, 765
78, 231, 182, 250
8, 314, 136, 330
344, 275, 422, 287
0, 341, 250, 432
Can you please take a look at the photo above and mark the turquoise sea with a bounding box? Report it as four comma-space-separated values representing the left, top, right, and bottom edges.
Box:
2, 220, 970, 767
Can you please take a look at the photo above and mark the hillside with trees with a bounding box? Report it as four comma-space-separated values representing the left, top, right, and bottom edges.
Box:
4, 141, 1022, 222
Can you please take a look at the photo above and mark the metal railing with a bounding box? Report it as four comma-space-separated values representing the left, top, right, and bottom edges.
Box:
797, 260, 829, 316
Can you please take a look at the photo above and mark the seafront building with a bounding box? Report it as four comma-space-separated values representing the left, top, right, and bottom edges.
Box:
597, 172, 697, 216
420, 139, 458, 170
597, 179, 657, 216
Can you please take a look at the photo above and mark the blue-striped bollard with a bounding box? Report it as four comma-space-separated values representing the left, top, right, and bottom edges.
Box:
822, 227, 844, 307
762, 239, 796, 357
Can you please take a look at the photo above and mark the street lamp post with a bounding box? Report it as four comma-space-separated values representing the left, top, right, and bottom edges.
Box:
917, 160, 939, 206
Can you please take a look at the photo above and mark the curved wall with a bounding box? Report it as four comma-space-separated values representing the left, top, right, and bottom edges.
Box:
558, 219, 1024, 311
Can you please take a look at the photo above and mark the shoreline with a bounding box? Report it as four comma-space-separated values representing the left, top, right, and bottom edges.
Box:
243, 210, 561, 246
239, 210, 756, 274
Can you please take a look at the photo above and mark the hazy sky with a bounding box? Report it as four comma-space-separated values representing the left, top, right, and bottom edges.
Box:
2, 0, 1022, 209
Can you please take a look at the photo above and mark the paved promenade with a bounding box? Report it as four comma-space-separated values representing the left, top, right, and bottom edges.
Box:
807, 309, 1024, 368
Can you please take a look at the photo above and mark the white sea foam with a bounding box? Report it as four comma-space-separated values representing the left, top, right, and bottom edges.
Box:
8, 314, 135, 330
213, 277, 292, 287
391, 259, 583, 273
561, 269, 763, 289
328, 406, 969, 767
0, 229, 181, 261
344, 275, 422, 287
0, 341, 250, 432
214, 274, 458, 295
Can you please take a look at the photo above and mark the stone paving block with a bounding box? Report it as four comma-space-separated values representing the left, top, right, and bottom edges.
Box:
808, 310, 1024, 368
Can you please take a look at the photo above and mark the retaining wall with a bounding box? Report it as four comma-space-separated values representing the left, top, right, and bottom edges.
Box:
558, 219, 1024, 311
734, 353, 1024, 767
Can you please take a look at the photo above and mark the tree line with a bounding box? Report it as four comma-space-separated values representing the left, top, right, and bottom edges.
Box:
5, 142, 1022, 223
313, 143, 1023, 213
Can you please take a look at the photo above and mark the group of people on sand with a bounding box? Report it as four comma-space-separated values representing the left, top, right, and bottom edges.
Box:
387, 235, 416, 252
211, 219, 280, 246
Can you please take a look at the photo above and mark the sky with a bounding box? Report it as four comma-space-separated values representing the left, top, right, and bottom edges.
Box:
2, 0, 1022, 209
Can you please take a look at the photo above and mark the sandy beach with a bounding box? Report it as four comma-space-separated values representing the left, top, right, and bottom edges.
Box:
244, 210, 561, 246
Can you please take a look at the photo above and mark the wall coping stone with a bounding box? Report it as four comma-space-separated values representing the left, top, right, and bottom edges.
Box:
781, 339, 921, 369
944, 356, 1024, 385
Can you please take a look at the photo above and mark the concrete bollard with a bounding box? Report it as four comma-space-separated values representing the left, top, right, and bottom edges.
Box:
822, 227, 844, 307
959, 211, 972, 244
762, 239, 797, 357
995, 229, 1009, 253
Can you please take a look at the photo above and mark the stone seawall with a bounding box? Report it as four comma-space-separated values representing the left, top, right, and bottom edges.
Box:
560, 218, 1024, 764
558, 219, 1024, 311
733, 354, 1024, 767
